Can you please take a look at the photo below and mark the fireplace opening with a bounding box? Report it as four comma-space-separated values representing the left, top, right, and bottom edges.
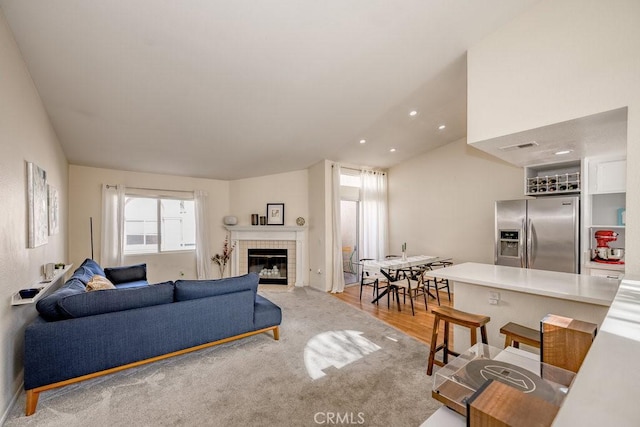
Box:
248, 249, 288, 285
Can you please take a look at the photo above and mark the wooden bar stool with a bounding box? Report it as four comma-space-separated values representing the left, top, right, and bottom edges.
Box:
499, 322, 541, 349
427, 306, 490, 375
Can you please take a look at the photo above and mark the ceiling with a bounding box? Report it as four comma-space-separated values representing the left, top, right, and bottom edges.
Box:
1, 0, 538, 180
470, 107, 628, 167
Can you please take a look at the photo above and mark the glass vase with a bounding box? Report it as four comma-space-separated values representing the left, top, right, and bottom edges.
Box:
218, 263, 227, 278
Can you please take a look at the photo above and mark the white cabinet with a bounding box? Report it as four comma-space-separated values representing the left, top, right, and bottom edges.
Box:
582, 156, 626, 275
585, 156, 626, 227
588, 158, 626, 194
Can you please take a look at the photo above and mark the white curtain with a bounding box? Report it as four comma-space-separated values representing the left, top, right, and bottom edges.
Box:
194, 190, 212, 279
360, 170, 388, 260
101, 184, 125, 267
330, 164, 345, 293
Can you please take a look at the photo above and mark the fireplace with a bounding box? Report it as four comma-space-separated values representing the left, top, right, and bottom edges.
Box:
248, 249, 288, 285
225, 225, 307, 287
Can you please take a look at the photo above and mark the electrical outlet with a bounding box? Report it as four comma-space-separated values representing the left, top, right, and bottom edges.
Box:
488, 291, 500, 305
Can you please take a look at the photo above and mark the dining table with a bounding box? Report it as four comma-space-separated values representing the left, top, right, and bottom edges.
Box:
362, 255, 451, 305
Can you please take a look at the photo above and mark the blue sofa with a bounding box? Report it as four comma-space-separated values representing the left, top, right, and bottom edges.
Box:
24, 260, 282, 415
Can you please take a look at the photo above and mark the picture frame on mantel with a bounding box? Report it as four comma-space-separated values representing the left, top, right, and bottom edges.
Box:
266, 203, 285, 225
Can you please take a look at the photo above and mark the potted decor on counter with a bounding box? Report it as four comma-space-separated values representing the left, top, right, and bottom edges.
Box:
211, 236, 236, 278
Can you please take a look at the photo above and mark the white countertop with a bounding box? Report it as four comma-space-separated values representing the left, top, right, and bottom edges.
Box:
425, 262, 640, 424
427, 262, 619, 306
552, 274, 640, 426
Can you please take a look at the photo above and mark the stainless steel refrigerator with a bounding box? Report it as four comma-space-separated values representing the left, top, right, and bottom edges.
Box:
495, 196, 580, 273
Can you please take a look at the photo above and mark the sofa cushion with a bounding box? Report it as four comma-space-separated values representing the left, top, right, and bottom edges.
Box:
56, 281, 175, 319
36, 278, 87, 321
105, 263, 147, 285
79, 258, 105, 277
174, 273, 259, 302
86, 275, 116, 291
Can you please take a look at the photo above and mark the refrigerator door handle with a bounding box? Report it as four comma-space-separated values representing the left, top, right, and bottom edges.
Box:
526, 218, 533, 268
520, 219, 526, 268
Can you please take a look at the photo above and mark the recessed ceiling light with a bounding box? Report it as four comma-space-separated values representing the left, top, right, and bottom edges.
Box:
359, 139, 366, 144
555, 150, 572, 155
438, 124, 446, 130
409, 110, 418, 117
390, 148, 396, 152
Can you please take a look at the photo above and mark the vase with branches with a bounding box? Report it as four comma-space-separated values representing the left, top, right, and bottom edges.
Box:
211, 236, 236, 278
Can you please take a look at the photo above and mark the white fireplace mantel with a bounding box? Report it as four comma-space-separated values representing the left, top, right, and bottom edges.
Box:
225, 225, 308, 286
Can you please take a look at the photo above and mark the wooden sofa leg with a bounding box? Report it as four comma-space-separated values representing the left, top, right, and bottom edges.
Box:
273, 326, 280, 340
26, 389, 39, 416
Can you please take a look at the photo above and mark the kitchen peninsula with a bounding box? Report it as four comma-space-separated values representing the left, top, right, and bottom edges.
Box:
428, 262, 620, 353
425, 263, 640, 425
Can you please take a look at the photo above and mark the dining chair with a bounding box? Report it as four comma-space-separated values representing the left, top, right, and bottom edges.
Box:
342, 246, 354, 274
358, 259, 389, 306
347, 247, 358, 274
424, 261, 453, 305
390, 266, 429, 316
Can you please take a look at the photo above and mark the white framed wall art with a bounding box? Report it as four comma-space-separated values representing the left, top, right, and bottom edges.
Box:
27, 161, 48, 247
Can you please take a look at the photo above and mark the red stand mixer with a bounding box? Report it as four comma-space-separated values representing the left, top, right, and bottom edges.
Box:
593, 230, 625, 264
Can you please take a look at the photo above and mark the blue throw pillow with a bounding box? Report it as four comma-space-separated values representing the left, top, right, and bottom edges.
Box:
56, 281, 175, 319
174, 273, 259, 302
80, 258, 105, 277
104, 264, 147, 285
36, 278, 87, 321
69, 266, 95, 285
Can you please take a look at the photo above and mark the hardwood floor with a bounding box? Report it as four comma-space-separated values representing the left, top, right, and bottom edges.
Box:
332, 282, 453, 345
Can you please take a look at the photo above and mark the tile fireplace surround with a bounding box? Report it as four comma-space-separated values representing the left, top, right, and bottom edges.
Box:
225, 225, 308, 287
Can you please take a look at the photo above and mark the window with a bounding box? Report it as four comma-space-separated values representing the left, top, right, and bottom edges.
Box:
340, 170, 361, 188
124, 196, 196, 254
340, 170, 361, 202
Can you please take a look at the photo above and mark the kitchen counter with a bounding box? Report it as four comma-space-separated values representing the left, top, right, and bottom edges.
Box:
552, 274, 640, 426
424, 263, 640, 425
428, 262, 619, 306
427, 262, 619, 354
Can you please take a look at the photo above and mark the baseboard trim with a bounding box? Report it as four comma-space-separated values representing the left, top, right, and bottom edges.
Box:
1, 374, 24, 425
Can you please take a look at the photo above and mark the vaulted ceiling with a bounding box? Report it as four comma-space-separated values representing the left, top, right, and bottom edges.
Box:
1, 0, 538, 180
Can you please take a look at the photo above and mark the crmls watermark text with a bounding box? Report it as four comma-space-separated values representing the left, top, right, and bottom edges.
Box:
314, 412, 365, 425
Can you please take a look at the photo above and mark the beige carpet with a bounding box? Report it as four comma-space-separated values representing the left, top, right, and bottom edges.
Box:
5, 287, 442, 426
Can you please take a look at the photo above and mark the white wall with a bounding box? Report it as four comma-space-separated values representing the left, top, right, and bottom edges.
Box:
307, 160, 332, 291
229, 169, 308, 226
467, 0, 640, 274
68, 167, 311, 283
68, 165, 229, 283
388, 138, 523, 264
0, 10, 68, 421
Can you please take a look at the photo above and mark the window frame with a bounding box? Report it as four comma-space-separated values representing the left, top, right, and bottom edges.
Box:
123, 194, 196, 255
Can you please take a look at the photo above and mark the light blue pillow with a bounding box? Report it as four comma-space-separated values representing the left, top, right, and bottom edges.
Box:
80, 258, 106, 277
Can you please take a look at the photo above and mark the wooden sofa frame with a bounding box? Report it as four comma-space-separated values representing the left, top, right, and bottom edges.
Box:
26, 325, 279, 415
